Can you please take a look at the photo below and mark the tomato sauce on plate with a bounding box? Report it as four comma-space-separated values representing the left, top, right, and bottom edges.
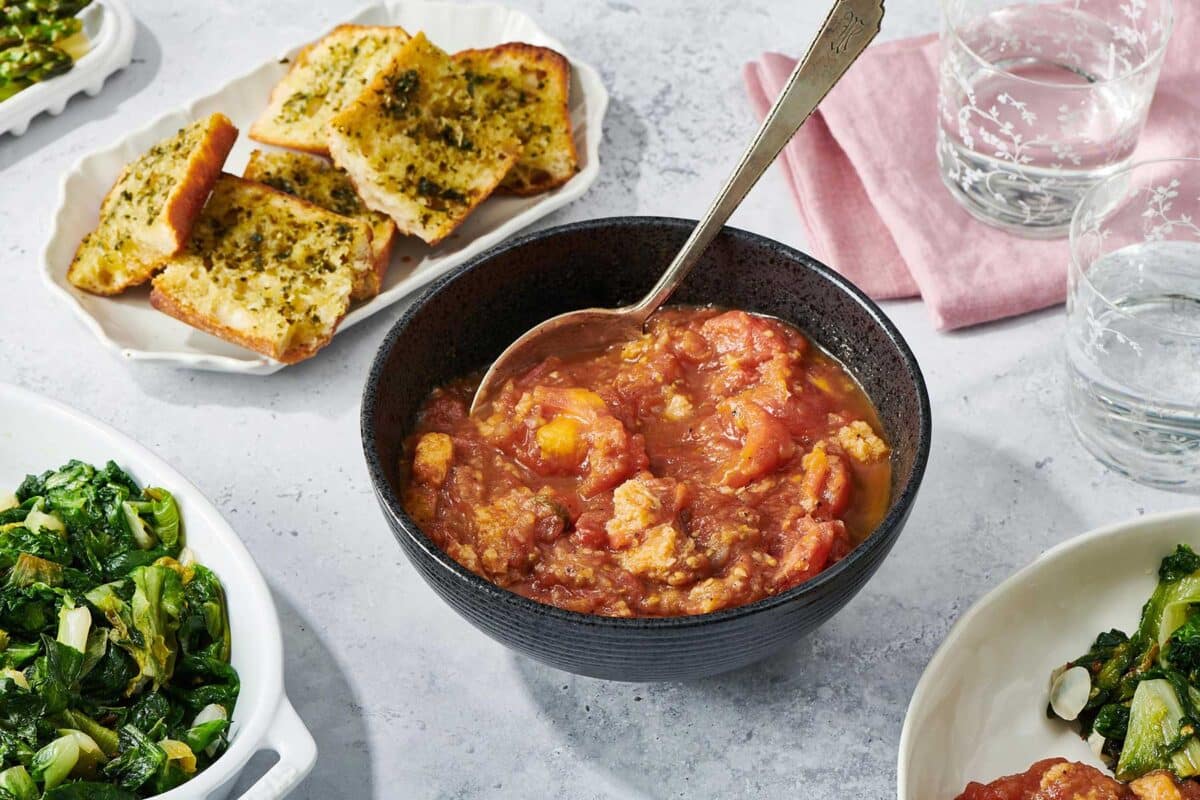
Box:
401, 307, 892, 617
955, 758, 1200, 799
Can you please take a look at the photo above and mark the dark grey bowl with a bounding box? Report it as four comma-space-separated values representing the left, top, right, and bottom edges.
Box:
362, 217, 930, 681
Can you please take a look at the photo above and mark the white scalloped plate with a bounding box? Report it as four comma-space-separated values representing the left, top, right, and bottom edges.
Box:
0, 0, 135, 137
898, 508, 1200, 800
41, 1, 607, 374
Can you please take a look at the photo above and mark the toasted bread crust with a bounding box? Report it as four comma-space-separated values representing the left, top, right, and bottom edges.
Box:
249, 24, 411, 155
149, 285, 339, 364
67, 114, 239, 295
163, 114, 238, 248
454, 43, 578, 196
368, 223, 396, 292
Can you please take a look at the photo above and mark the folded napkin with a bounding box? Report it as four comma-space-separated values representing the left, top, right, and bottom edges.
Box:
744, 5, 1200, 330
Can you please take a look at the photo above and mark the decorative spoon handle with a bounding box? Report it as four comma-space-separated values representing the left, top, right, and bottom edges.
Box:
630, 0, 885, 323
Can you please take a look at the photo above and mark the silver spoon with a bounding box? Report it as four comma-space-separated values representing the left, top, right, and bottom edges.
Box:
471, 0, 885, 414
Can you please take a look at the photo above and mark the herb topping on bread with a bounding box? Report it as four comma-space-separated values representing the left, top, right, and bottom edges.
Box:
149, 175, 375, 363
326, 32, 522, 245
243, 149, 396, 300
249, 24, 411, 155
68, 113, 237, 295
454, 43, 578, 195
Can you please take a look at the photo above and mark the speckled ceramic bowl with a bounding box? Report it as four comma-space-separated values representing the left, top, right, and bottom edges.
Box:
361, 217, 931, 681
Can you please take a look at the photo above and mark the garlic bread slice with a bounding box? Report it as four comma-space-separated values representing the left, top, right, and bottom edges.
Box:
149, 175, 374, 364
243, 149, 396, 300
68, 113, 237, 295
326, 32, 523, 245
454, 43, 578, 195
250, 24, 411, 155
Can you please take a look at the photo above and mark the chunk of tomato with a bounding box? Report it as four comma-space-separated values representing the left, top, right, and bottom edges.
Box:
716, 397, 795, 489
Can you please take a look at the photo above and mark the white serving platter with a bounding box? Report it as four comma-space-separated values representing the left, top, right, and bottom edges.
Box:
898, 508, 1200, 800
42, 1, 608, 374
0, 382, 317, 799
0, 0, 135, 137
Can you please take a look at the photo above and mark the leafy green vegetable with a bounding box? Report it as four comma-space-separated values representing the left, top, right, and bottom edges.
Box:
3, 642, 39, 669
169, 649, 238, 713
1117, 678, 1200, 780
30, 734, 78, 790
184, 704, 228, 757
125, 694, 176, 742
183, 718, 226, 759
53, 711, 115, 759
177, 566, 229, 662
29, 636, 83, 715
127, 567, 182, 692
1052, 543, 1200, 782
0, 17, 78, 50
1161, 545, 1200, 583
42, 784, 134, 800
0, 765, 37, 800
56, 730, 105, 779
152, 740, 194, 794
1093, 703, 1130, 740
1165, 610, 1200, 680
0, 460, 238, 797
102, 727, 162, 792
8, 557, 62, 591
54, 602, 88, 655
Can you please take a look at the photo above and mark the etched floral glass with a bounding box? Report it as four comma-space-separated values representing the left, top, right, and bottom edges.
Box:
1066, 158, 1200, 491
938, 0, 1174, 238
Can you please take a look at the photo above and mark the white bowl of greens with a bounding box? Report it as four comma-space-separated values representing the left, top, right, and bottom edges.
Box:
0, 383, 315, 799
898, 508, 1200, 800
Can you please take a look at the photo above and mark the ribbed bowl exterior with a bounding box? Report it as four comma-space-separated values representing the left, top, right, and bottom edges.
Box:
362, 218, 931, 681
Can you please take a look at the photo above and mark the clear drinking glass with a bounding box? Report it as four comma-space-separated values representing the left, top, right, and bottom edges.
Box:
1066, 158, 1200, 492
938, 0, 1174, 238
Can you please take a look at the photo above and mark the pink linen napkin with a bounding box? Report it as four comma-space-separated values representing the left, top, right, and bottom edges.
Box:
743, 6, 1200, 330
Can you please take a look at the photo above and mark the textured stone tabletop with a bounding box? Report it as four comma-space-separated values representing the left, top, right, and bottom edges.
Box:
2, 1, 1194, 797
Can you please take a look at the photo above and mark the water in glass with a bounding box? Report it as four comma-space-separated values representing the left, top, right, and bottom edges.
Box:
1067, 161, 1200, 491
939, 0, 1173, 236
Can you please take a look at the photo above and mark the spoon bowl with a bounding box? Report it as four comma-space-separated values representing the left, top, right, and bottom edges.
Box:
470, 307, 642, 413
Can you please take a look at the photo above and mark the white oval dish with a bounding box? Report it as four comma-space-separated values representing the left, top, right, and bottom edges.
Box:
0, 382, 317, 799
898, 508, 1200, 800
41, 0, 608, 374
0, 0, 136, 137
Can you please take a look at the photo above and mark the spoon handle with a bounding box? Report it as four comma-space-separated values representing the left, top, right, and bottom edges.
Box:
630, 0, 885, 323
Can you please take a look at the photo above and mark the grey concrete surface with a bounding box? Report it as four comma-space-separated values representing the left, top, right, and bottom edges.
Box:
2, 1, 1192, 797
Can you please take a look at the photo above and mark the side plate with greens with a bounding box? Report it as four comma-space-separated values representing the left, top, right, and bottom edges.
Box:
0, 459, 237, 799
898, 509, 1200, 800
0, 383, 314, 800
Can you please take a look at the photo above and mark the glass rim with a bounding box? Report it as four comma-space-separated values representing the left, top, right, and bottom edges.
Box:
1069, 156, 1200, 340
940, 0, 1176, 90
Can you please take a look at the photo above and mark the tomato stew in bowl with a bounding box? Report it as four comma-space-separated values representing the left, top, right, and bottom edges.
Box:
362, 217, 930, 680
401, 307, 891, 617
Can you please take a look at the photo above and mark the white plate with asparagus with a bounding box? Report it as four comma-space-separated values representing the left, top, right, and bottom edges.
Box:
0, 0, 135, 137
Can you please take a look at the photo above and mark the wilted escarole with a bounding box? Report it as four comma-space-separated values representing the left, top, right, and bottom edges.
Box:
0, 459, 239, 798
1049, 544, 1200, 782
